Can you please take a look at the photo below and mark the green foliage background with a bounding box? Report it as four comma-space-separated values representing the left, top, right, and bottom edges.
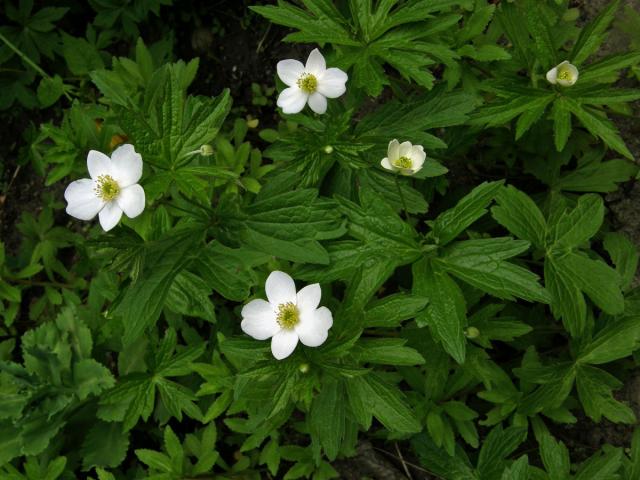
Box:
1, 0, 640, 478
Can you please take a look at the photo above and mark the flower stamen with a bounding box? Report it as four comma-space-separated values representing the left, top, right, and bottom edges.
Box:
276, 302, 300, 330
297, 73, 318, 93
393, 156, 413, 169
95, 174, 120, 201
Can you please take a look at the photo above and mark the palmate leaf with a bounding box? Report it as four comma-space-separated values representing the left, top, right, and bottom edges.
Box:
112, 62, 231, 168
98, 330, 204, 431
114, 228, 204, 346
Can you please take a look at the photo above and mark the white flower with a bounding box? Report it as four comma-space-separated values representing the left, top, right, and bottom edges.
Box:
64, 144, 145, 232
381, 139, 426, 175
276, 48, 348, 115
546, 60, 579, 87
241, 271, 333, 360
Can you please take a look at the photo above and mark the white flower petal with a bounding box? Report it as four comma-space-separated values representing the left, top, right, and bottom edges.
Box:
558, 63, 579, 87
87, 150, 112, 180
387, 139, 400, 161
111, 144, 142, 188
398, 141, 413, 157
296, 306, 332, 347
241, 299, 279, 340
308, 92, 327, 114
116, 184, 145, 218
98, 202, 123, 232
297, 283, 321, 313
305, 48, 326, 75
277, 87, 308, 114
546, 66, 558, 84
317, 68, 347, 98
277, 59, 305, 87
265, 271, 297, 306
411, 146, 426, 166
271, 330, 299, 360
381, 157, 395, 171
65, 179, 104, 220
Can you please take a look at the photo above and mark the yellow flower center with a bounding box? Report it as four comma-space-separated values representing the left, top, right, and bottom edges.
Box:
276, 302, 300, 330
393, 156, 413, 169
95, 175, 120, 201
297, 73, 318, 93
558, 69, 572, 81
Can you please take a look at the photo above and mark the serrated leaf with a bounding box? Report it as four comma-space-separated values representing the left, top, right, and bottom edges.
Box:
491, 185, 547, 248
432, 180, 503, 246
309, 378, 345, 460
576, 365, 635, 424
413, 259, 467, 364
81, 421, 130, 470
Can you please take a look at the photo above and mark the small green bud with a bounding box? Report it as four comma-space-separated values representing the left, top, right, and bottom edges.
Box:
299, 363, 310, 373
247, 118, 259, 129
199, 144, 214, 156
323, 145, 334, 154
464, 327, 480, 339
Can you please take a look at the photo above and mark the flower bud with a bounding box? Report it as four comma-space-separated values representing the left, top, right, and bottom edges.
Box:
464, 327, 480, 339
199, 144, 214, 156
323, 145, 334, 154
298, 363, 310, 373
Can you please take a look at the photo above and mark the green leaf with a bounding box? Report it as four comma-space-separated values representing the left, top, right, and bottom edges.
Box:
61, 33, 104, 75
135, 449, 172, 473
570, 0, 620, 64
552, 97, 572, 152
578, 315, 640, 365
413, 259, 467, 364
517, 362, 576, 415
431, 180, 504, 246
363, 293, 428, 327
563, 98, 632, 159
576, 365, 635, 423
551, 194, 604, 248
411, 433, 476, 480
73, 359, 115, 400
539, 433, 570, 480
81, 421, 130, 470
523, 0, 556, 69
230, 189, 343, 264
491, 185, 547, 248
115, 229, 202, 345
476, 425, 528, 480
196, 242, 266, 301
309, 378, 345, 460
165, 270, 216, 322
500, 456, 529, 480
439, 238, 549, 303
37, 75, 64, 108
115, 63, 232, 167
353, 339, 425, 366
544, 257, 587, 338
603, 232, 639, 290
550, 251, 624, 316
554, 159, 637, 193
574, 448, 623, 480
347, 373, 421, 433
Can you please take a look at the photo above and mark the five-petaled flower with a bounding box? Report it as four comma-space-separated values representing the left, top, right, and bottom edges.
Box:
276, 48, 348, 115
546, 60, 579, 87
381, 139, 426, 175
241, 271, 333, 360
64, 144, 145, 232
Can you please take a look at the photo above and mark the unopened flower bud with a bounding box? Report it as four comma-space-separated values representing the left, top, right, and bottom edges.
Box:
299, 363, 310, 373
323, 145, 334, 154
464, 327, 480, 339
199, 144, 214, 156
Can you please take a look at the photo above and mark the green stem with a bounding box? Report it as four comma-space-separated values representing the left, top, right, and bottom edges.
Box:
0, 32, 72, 101
394, 174, 409, 220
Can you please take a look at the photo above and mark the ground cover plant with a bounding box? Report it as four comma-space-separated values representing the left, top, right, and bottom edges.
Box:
1, 0, 640, 478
